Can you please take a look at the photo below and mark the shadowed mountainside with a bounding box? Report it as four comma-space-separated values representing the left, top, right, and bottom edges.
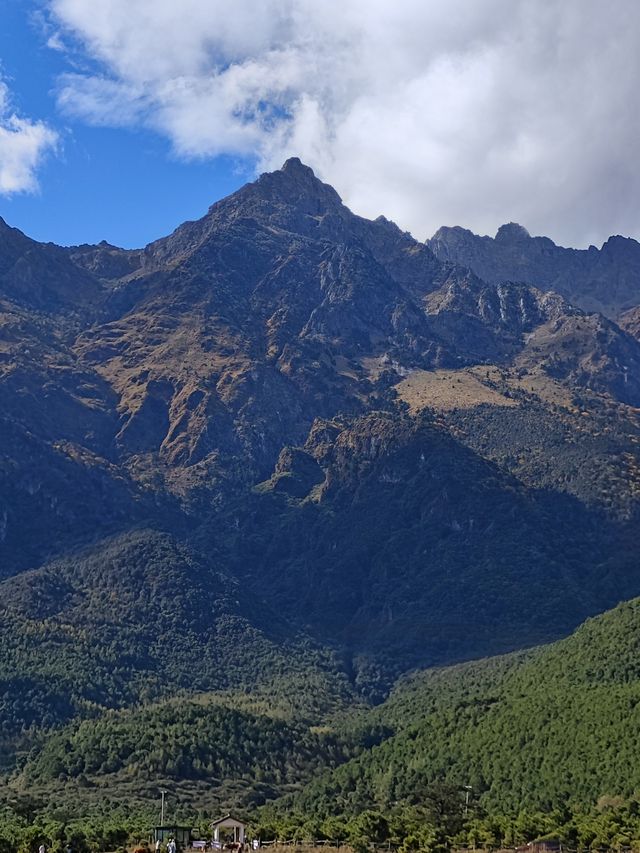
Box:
1, 159, 639, 755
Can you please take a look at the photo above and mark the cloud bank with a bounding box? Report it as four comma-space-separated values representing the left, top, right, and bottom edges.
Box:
47, 0, 640, 247
0, 80, 59, 195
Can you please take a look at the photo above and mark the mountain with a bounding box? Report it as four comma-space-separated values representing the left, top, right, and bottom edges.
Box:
0, 216, 104, 313
229, 405, 640, 681
289, 595, 640, 820
1, 161, 640, 825
2, 160, 640, 656
427, 222, 640, 320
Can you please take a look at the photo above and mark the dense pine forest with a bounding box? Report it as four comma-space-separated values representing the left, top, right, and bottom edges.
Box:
5, 599, 640, 851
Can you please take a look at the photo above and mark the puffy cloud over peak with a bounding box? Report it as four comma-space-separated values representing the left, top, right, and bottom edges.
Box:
47, 0, 640, 247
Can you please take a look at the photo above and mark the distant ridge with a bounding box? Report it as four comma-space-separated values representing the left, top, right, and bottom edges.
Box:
428, 222, 640, 319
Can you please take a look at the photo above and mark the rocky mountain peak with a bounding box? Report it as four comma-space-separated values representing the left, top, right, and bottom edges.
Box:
425, 226, 478, 264
145, 158, 347, 264
429, 225, 474, 244
252, 157, 344, 212
601, 233, 640, 259
281, 156, 316, 177
428, 220, 640, 318
495, 222, 531, 243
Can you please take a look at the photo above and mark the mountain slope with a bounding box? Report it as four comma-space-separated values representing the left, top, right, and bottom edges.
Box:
0, 216, 103, 314
290, 596, 640, 817
0, 529, 355, 756
10, 699, 358, 817
226, 409, 637, 682
428, 222, 640, 320
1, 159, 639, 708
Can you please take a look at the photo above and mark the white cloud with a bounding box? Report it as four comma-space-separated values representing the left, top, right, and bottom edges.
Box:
47, 0, 640, 246
0, 80, 59, 195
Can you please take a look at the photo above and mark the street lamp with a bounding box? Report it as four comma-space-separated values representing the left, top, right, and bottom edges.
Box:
160, 790, 168, 826
463, 785, 472, 818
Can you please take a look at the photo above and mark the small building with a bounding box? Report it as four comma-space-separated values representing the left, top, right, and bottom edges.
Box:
153, 826, 193, 847
210, 815, 246, 847
525, 841, 563, 853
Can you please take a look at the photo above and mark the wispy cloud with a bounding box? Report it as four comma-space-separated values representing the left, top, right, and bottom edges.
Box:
0, 80, 59, 195
46, 0, 640, 246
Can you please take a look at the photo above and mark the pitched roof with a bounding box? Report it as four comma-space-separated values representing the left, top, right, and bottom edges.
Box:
210, 815, 245, 827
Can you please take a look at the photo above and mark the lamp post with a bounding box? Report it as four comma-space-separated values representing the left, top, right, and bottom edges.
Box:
160, 790, 168, 826
463, 785, 472, 818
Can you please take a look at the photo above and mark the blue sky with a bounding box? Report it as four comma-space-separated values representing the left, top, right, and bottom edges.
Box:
0, 0, 249, 248
1, 1, 640, 250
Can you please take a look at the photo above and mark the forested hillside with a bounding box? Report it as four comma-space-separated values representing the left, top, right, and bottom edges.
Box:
0, 528, 357, 783
290, 597, 640, 819
1, 161, 640, 846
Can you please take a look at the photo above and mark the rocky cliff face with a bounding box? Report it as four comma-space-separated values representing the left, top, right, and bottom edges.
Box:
1, 160, 640, 680
428, 222, 640, 319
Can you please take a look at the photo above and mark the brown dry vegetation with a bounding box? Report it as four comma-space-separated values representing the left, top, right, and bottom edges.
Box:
394, 368, 518, 412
